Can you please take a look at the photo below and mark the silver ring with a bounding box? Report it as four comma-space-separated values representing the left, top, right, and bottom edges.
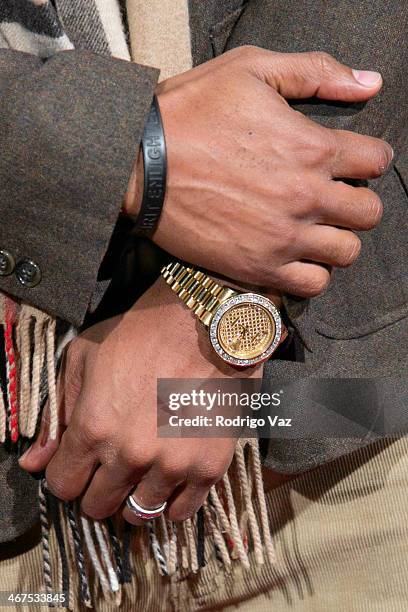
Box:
125, 495, 167, 520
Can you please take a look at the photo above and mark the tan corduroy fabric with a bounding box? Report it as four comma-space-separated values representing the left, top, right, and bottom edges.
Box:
126, 0, 192, 81
2, 437, 408, 612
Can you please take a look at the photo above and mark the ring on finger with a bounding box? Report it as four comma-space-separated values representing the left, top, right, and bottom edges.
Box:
125, 496, 167, 520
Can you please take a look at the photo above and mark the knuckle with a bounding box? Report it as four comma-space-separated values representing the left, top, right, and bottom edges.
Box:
362, 192, 384, 227
301, 128, 336, 166
79, 420, 106, 447
340, 235, 362, 267
311, 51, 336, 75
196, 466, 224, 488
199, 473, 219, 488
119, 446, 154, 472
289, 174, 314, 205
318, 131, 337, 160
308, 125, 338, 163
158, 461, 187, 485
236, 44, 261, 62
275, 222, 298, 252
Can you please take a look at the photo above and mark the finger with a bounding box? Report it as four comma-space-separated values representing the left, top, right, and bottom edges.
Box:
253, 49, 383, 101
165, 483, 209, 523
58, 340, 86, 427
302, 226, 362, 268
18, 344, 85, 474
18, 404, 66, 473
18, 354, 72, 473
275, 261, 332, 298
80, 464, 135, 520
316, 181, 383, 230
330, 129, 393, 179
122, 465, 187, 526
45, 428, 98, 501
80, 433, 160, 519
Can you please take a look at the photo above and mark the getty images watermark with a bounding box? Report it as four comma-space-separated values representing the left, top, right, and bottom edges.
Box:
157, 378, 408, 439
167, 387, 290, 427
157, 379, 290, 438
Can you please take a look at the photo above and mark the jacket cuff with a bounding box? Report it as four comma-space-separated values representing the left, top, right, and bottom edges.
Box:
0, 50, 159, 325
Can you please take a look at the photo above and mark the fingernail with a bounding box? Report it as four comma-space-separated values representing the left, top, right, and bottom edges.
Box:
352, 70, 382, 87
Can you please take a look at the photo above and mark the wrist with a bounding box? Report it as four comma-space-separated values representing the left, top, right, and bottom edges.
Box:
161, 262, 286, 368
201, 272, 283, 310
123, 148, 144, 217
123, 96, 167, 233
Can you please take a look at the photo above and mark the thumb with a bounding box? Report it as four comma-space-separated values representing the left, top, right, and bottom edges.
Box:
19, 405, 65, 473
255, 50, 382, 102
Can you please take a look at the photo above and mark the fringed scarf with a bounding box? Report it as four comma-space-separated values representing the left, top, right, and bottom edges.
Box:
0, 2, 276, 608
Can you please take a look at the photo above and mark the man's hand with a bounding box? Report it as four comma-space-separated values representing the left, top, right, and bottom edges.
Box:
19, 279, 259, 523
126, 47, 392, 298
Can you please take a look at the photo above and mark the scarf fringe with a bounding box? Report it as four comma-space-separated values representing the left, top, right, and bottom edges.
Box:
0, 295, 58, 444
18, 304, 58, 440
0, 295, 275, 607
40, 439, 275, 609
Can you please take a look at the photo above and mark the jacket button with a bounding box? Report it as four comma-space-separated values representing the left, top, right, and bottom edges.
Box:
0, 250, 15, 277
15, 259, 42, 288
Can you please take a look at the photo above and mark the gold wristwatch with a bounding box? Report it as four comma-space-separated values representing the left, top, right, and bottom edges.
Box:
161, 261, 287, 368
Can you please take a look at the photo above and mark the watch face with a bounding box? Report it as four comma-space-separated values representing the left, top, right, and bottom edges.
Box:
209, 294, 282, 367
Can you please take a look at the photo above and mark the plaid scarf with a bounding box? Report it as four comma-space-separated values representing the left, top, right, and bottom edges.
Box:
0, 0, 129, 59
0, 2, 275, 607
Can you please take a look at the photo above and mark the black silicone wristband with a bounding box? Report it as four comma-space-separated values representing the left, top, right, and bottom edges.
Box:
132, 95, 167, 234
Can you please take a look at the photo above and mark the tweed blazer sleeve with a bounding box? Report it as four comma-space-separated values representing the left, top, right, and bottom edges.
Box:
0, 49, 159, 326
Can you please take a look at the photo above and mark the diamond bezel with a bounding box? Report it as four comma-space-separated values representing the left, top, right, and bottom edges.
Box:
209, 293, 282, 367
